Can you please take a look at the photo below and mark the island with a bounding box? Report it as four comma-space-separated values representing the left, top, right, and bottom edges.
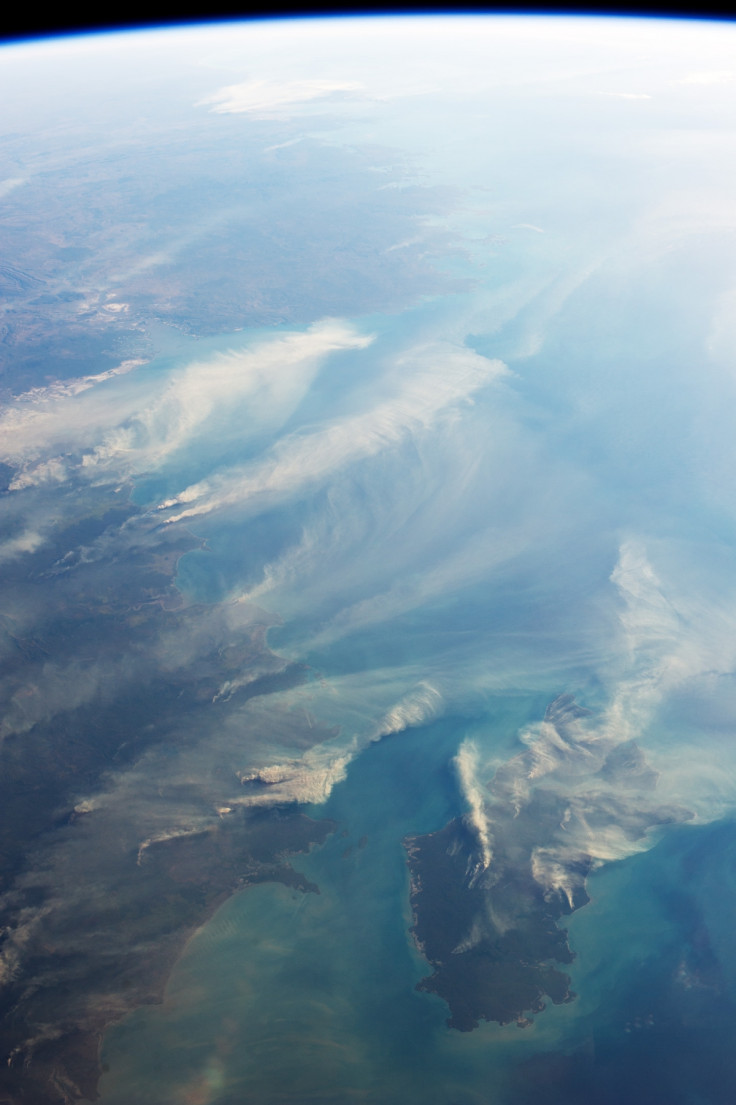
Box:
405, 695, 693, 1031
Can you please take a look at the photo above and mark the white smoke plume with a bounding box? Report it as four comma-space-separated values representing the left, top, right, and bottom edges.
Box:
454, 739, 494, 870
372, 681, 444, 740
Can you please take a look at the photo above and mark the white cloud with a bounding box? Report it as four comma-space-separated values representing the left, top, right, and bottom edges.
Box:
0, 176, 27, 199
682, 70, 735, 85
200, 78, 364, 116
0, 528, 46, 563
9, 457, 70, 491
596, 91, 651, 100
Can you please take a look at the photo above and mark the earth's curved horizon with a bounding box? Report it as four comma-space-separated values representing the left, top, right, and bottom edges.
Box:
2, 14, 736, 1105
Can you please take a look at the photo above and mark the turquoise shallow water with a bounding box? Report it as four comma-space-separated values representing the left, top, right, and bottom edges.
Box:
97, 702, 548, 1105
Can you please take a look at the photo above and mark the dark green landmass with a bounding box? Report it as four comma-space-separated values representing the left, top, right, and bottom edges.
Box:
0, 491, 337, 1105
406, 817, 577, 1031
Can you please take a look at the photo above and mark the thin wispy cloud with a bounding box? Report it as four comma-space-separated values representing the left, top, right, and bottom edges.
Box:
159, 342, 508, 523
2, 321, 370, 493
